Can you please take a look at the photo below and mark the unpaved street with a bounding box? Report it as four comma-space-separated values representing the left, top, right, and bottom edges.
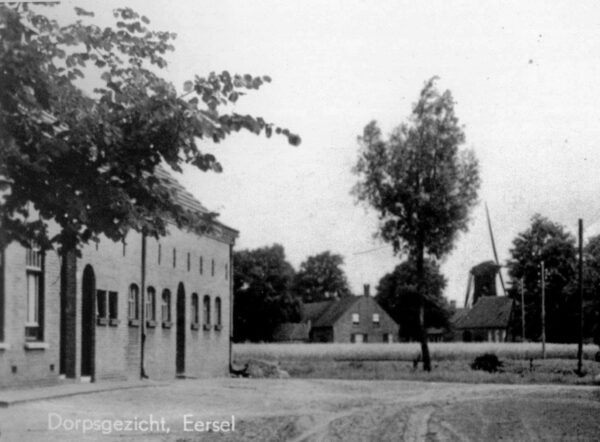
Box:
0, 379, 598, 441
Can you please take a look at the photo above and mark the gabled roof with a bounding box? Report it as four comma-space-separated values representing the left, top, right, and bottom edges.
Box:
155, 166, 209, 215
154, 166, 238, 239
457, 296, 513, 329
302, 301, 332, 323
451, 307, 469, 326
302, 296, 360, 328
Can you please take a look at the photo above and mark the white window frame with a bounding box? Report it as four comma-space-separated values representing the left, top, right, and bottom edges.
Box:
25, 246, 43, 341
146, 287, 156, 321
108, 291, 118, 320
203, 295, 211, 325
26, 271, 40, 327
215, 297, 222, 326
161, 289, 171, 322
96, 290, 107, 320
191, 293, 200, 325
128, 284, 139, 320
352, 313, 359, 324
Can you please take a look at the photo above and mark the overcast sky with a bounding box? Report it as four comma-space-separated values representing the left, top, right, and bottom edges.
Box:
56, 0, 600, 303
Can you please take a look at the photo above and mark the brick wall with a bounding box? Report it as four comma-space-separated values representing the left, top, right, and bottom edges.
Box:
79, 223, 233, 382
142, 228, 231, 378
0, 219, 234, 388
0, 242, 62, 388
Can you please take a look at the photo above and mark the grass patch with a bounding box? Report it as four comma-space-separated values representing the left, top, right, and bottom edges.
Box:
234, 343, 600, 385
254, 358, 600, 385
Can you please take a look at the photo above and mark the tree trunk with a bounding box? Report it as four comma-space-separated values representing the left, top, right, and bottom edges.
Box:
416, 244, 431, 371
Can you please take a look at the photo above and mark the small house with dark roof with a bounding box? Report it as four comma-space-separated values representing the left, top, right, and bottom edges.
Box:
300, 290, 399, 343
454, 296, 513, 342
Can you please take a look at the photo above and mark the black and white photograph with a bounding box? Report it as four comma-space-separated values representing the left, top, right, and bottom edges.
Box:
0, 1, 599, 440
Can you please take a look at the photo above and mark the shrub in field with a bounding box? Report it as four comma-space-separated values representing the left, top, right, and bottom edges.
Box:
471, 353, 503, 373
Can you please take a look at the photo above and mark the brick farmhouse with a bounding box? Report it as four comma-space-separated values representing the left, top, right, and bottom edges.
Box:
300, 291, 399, 343
0, 169, 236, 388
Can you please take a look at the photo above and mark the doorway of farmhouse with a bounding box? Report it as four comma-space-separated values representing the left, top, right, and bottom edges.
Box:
176, 282, 186, 376
81, 264, 96, 381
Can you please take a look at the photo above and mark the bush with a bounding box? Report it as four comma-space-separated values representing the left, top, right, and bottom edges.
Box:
471, 353, 503, 373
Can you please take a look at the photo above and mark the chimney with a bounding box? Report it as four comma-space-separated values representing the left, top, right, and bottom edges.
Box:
363, 284, 370, 297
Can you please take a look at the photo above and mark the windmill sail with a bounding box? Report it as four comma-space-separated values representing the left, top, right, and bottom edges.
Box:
464, 272, 473, 308
486, 203, 506, 296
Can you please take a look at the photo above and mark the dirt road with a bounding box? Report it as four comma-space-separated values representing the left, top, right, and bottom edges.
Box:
0, 379, 598, 441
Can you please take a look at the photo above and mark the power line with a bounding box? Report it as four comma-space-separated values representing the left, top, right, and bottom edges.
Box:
352, 244, 392, 256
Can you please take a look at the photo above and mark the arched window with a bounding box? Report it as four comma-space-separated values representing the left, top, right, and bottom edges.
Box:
191, 293, 199, 325
215, 297, 222, 330
128, 284, 139, 321
203, 295, 211, 328
146, 286, 156, 323
161, 289, 171, 323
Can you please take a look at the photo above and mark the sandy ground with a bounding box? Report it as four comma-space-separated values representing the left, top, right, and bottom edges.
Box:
0, 378, 599, 441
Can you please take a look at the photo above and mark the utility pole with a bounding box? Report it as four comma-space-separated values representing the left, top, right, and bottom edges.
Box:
541, 260, 546, 359
520, 278, 525, 342
577, 219, 583, 375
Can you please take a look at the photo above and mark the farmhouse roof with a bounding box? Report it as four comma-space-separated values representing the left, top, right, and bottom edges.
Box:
457, 296, 513, 329
450, 307, 470, 326
302, 296, 360, 328
149, 166, 238, 239
302, 301, 332, 323
155, 167, 210, 215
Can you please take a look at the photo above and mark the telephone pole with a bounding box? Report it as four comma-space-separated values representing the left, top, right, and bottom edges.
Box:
541, 261, 546, 359
577, 219, 583, 375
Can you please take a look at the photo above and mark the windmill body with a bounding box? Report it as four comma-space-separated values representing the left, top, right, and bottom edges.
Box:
455, 204, 514, 342
463, 204, 507, 308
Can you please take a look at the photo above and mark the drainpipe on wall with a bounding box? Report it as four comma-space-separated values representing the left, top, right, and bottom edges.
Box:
140, 232, 148, 379
0, 246, 4, 344
228, 242, 234, 372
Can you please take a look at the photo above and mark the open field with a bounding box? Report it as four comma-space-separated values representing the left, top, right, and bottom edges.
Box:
234, 343, 600, 385
1, 378, 599, 441
234, 342, 599, 361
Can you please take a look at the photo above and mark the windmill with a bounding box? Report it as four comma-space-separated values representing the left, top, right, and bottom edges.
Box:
464, 203, 507, 308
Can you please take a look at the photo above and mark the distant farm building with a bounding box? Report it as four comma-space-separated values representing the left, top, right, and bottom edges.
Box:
297, 289, 399, 343
454, 296, 514, 342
